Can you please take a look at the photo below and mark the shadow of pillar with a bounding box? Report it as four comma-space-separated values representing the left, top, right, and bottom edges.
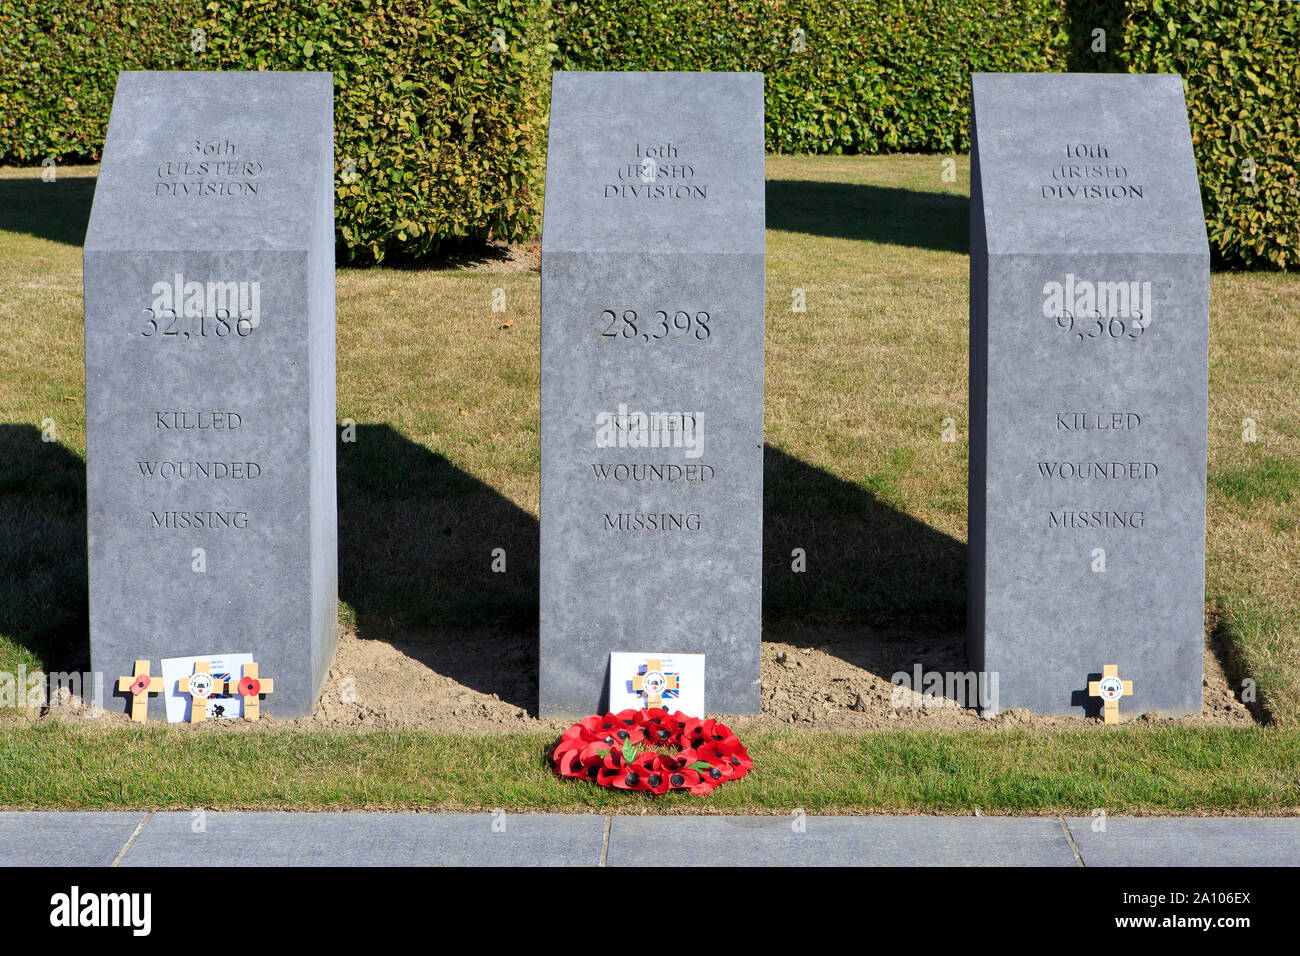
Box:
0, 424, 88, 672
337, 423, 539, 708
0, 174, 97, 246
765, 179, 969, 253
762, 443, 968, 678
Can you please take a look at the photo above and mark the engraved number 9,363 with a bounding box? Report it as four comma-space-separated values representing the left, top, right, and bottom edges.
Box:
599, 309, 711, 341
1053, 310, 1145, 343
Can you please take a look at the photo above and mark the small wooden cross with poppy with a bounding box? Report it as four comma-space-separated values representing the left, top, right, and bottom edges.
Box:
227, 662, 274, 721
117, 660, 162, 723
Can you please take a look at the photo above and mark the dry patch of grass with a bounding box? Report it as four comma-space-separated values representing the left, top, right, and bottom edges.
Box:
1202, 272, 1300, 723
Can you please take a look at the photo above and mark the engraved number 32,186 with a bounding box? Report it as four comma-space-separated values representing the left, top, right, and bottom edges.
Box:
599, 309, 711, 341
139, 308, 255, 339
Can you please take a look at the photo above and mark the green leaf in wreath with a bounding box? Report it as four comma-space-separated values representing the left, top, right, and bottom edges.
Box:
689, 761, 713, 771
622, 740, 637, 763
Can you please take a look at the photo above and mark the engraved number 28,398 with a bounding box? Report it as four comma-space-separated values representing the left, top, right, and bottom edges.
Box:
599, 309, 711, 341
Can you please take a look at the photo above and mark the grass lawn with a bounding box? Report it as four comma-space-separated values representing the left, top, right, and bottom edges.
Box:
2, 722, 1298, 815
0, 155, 1297, 813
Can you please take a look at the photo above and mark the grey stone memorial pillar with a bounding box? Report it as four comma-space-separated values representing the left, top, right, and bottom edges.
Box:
539, 72, 765, 717
84, 72, 337, 717
969, 73, 1209, 715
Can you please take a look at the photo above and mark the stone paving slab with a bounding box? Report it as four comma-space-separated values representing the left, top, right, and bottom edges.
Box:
0, 812, 147, 867
1067, 817, 1300, 867
3, 812, 1299, 866
118, 813, 606, 867
608, 815, 1077, 866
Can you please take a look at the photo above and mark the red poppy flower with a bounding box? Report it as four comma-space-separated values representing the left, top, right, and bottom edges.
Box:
596, 764, 624, 788
598, 711, 646, 745
641, 709, 683, 748
553, 732, 586, 754
668, 768, 701, 790
694, 744, 749, 782
552, 735, 592, 775
627, 752, 672, 794
553, 746, 585, 777
607, 759, 652, 791
577, 712, 623, 737
582, 740, 617, 764
569, 717, 603, 738
712, 740, 753, 777
697, 718, 737, 745
678, 716, 706, 746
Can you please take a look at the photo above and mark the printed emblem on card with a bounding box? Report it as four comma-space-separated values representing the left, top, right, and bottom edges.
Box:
1098, 675, 1125, 701
609, 652, 705, 717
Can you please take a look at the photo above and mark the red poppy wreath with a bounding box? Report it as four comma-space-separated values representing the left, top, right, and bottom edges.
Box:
552, 708, 752, 795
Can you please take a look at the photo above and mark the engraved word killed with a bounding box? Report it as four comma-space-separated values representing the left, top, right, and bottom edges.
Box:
594, 404, 704, 459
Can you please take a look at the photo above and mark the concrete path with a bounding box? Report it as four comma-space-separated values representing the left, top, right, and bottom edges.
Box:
0, 812, 1296, 866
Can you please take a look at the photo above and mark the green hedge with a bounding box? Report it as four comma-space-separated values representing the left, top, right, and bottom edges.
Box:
0, 0, 200, 162
554, 0, 1068, 154
553, 0, 1299, 268
201, 0, 553, 263
1121, 0, 1299, 269
1, 0, 1296, 267
0, 0, 552, 264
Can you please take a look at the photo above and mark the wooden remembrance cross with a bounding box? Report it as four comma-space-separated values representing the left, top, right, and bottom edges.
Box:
117, 660, 162, 723
178, 661, 219, 723
632, 659, 678, 709
229, 662, 274, 721
1088, 665, 1133, 725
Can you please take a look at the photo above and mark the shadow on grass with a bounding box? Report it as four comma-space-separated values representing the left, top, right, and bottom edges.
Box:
0, 173, 968, 261
0, 418, 975, 708
350, 239, 536, 272
763, 444, 970, 686
2, 420, 1255, 719
0, 172, 528, 270
339, 428, 973, 710
337, 424, 541, 710
1207, 606, 1276, 725
0, 174, 97, 247
0, 425, 89, 672
766, 179, 968, 254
